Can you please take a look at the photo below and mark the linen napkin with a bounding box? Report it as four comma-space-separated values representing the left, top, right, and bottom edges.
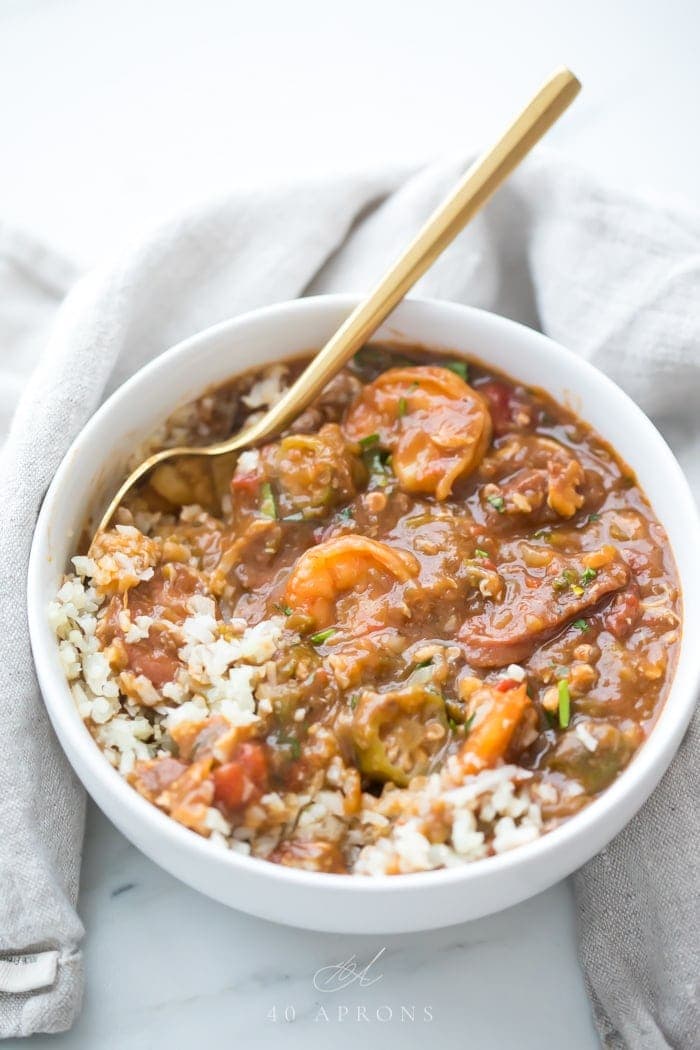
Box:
1, 153, 698, 1045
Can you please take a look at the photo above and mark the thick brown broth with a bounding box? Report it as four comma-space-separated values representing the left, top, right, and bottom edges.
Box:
86, 343, 681, 870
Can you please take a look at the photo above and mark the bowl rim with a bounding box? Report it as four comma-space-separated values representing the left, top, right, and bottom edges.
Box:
27, 292, 700, 897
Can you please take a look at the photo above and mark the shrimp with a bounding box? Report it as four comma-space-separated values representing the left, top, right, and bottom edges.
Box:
454, 681, 530, 776
343, 366, 492, 500
283, 535, 419, 630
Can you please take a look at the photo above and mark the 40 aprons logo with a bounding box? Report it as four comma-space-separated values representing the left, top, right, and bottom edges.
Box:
265, 948, 434, 1024
313, 947, 386, 992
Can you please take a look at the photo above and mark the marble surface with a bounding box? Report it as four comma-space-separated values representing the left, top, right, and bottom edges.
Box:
2, 1, 699, 1046
9, 805, 596, 1049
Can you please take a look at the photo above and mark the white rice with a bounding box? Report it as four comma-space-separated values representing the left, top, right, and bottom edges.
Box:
240, 364, 288, 409
50, 554, 282, 779
353, 765, 548, 875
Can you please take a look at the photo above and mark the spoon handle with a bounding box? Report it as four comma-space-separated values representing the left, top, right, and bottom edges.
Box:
93, 67, 580, 537
238, 66, 580, 447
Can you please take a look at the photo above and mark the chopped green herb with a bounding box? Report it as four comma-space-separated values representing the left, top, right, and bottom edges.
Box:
558, 678, 571, 728
398, 396, 408, 418
447, 716, 460, 733
338, 505, 354, 521
273, 602, 293, 617
278, 733, 301, 761
363, 447, 393, 486
475, 548, 489, 559
443, 360, 469, 381
310, 627, 337, 645
259, 482, 277, 519
487, 494, 505, 513
573, 618, 589, 632
349, 693, 359, 710
588, 513, 601, 523
464, 712, 476, 732
414, 658, 433, 670
554, 566, 597, 596
358, 433, 380, 449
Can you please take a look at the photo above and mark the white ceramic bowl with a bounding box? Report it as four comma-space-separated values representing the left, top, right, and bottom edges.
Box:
28, 295, 700, 933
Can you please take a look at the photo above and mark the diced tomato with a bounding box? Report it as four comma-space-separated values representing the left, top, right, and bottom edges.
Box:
213, 762, 246, 810
604, 586, 641, 640
213, 742, 269, 813
496, 677, 519, 692
231, 472, 261, 493
479, 381, 515, 435
237, 742, 269, 787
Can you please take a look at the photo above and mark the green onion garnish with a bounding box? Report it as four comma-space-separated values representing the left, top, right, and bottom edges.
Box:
414, 658, 433, 669
259, 482, 277, 519
273, 602, 293, 617
487, 494, 505, 513
580, 567, 597, 585
558, 679, 571, 728
398, 397, 408, 418
573, 618, 589, 632
443, 360, 469, 381
475, 548, 489, 559
338, 506, 354, 521
363, 447, 392, 486
358, 433, 379, 449
310, 627, 337, 645
588, 513, 601, 523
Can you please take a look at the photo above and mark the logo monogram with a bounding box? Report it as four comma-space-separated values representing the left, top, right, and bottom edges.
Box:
312, 948, 387, 992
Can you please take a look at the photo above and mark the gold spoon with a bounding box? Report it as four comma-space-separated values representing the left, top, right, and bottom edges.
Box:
93, 66, 580, 540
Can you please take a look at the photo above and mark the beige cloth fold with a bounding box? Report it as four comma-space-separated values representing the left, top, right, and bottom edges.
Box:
1, 154, 698, 1043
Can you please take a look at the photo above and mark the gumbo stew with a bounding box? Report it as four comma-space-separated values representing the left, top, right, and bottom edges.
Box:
51, 345, 681, 875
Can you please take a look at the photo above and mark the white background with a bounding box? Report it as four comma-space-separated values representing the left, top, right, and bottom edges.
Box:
3, 2, 698, 1047
3, 0, 700, 266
